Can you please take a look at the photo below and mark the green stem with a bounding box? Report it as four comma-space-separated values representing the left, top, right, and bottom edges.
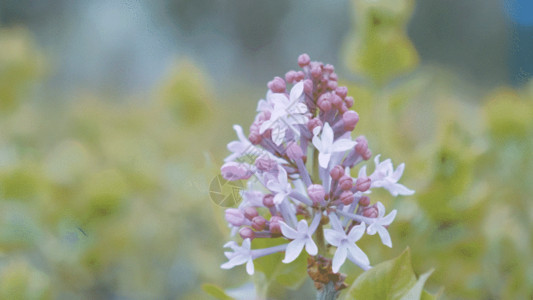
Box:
316, 281, 340, 300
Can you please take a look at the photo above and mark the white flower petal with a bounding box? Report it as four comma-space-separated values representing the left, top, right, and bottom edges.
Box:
305, 238, 318, 256
283, 238, 305, 263
279, 221, 299, 239
347, 244, 370, 267
392, 163, 405, 180
348, 223, 366, 242
332, 139, 357, 152
290, 81, 304, 102
318, 152, 332, 169
376, 225, 392, 248
324, 229, 345, 246
246, 259, 255, 275
273, 193, 285, 205
297, 220, 309, 233
381, 209, 397, 225
322, 123, 334, 149
332, 244, 348, 273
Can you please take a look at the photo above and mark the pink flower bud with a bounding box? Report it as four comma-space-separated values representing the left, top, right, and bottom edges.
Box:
335, 86, 348, 98
310, 66, 322, 78
324, 64, 335, 73
252, 216, 267, 231
355, 136, 368, 155
221, 162, 253, 181
263, 194, 275, 207
240, 227, 255, 240
330, 165, 344, 181
344, 96, 354, 108
307, 184, 325, 205
307, 118, 323, 132
285, 70, 297, 83
331, 94, 343, 108
298, 53, 311, 67
363, 149, 372, 161
339, 104, 348, 114
286, 142, 304, 160
355, 176, 371, 192
339, 175, 353, 191
268, 76, 286, 93
244, 207, 258, 220
303, 79, 313, 94
327, 80, 338, 90
255, 155, 276, 171
249, 132, 262, 145
317, 93, 332, 112
363, 205, 378, 218
295, 71, 305, 82
225, 208, 246, 226
359, 196, 370, 207
269, 216, 283, 235
343, 111, 359, 131
329, 72, 338, 81
340, 190, 354, 205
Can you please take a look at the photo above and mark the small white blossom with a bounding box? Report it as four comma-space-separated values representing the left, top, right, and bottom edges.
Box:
279, 213, 321, 263
225, 125, 262, 163
324, 217, 370, 273
221, 239, 255, 275
359, 155, 415, 196
312, 122, 357, 169
265, 166, 292, 205
259, 81, 309, 145
365, 202, 397, 248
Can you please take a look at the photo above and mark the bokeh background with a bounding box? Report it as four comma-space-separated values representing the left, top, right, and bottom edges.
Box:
0, 0, 532, 299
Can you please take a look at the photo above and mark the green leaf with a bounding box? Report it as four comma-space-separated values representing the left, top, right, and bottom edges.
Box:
400, 269, 434, 300
202, 283, 235, 300
344, 248, 435, 300
251, 238, 308, 297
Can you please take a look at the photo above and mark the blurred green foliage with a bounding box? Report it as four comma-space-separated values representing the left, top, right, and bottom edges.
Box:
0, 0, 532, 299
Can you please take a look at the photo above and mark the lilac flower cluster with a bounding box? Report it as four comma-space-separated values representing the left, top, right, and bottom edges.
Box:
220, 54, 414, 275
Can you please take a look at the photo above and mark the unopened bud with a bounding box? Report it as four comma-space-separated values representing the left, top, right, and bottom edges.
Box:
343, 111, 359, 131
239, 227, 255, 240
268, 76, 286, 93
318, 93, 332, 112
307, 118, 323, 132
355, 176, 371, 192
340, 191, 354, 205
344, 96, 354, 108
298, 53, 311, 67
244, 207, 258, 220
307, 184, 325, 205
225, 208, 246, 226
339, 175, 353, 191
363, 205, 378, 218
252, 216, 267, 231
358, 196, 370, 207
269, 216, 283, 235
335, 86, 348, 98
255, 155, 276, 171
285, 70, 297, 83
286, 142, 304, 160
330, 165, 344, 181
263, 194, 275, 207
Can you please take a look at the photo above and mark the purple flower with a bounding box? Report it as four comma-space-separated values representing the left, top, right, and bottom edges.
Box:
220, 54, 414, 276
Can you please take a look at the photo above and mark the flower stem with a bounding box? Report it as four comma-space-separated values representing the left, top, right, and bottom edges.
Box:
316, 281, 340, 300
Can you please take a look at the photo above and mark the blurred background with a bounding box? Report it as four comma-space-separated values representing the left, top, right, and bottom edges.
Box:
0, 0, 532, 299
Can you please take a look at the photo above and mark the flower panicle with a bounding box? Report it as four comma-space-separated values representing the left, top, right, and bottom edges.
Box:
220, 54, 414, 276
